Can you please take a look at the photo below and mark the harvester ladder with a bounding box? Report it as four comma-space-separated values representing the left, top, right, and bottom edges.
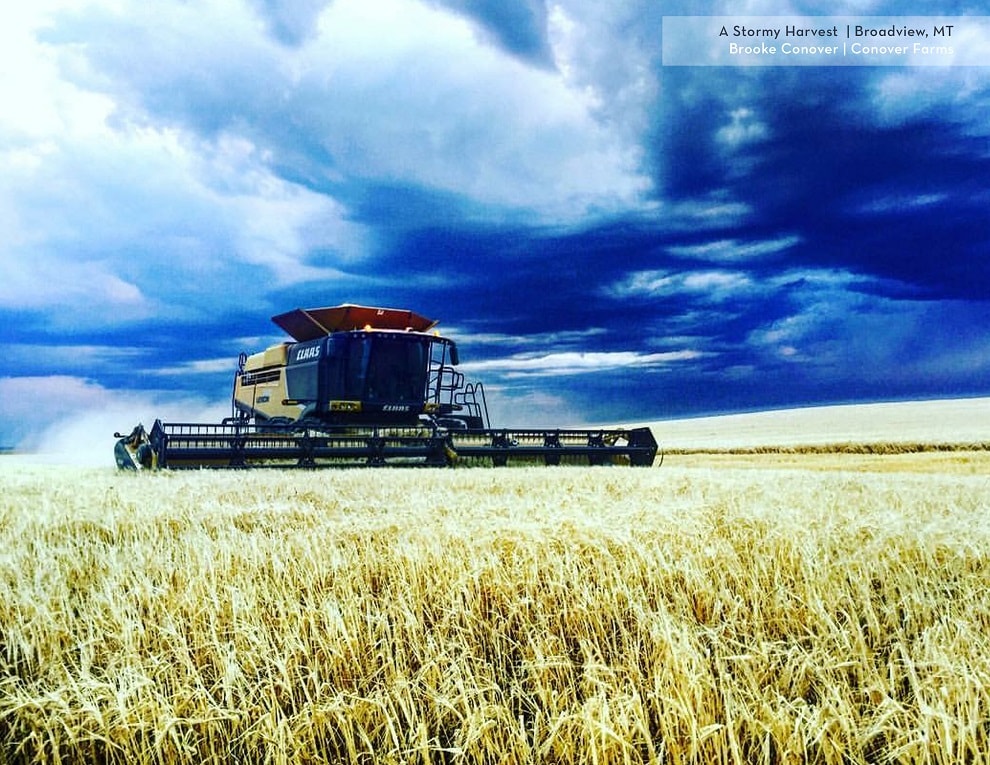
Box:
455, 381, 489, 429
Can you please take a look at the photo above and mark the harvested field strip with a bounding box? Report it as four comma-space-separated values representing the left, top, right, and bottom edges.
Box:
665, 441, 990, 455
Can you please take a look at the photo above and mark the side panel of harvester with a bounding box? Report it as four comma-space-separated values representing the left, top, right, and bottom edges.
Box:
233, 343, 300, 423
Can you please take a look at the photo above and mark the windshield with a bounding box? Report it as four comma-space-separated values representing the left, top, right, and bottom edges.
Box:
344, 335, 428, 403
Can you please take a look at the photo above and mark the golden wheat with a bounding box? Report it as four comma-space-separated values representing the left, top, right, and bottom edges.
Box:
1, 460, 989, 764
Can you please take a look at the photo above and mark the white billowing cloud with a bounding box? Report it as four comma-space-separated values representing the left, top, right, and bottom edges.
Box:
607, 265, 885, 314
202, 135, 368, 282
0, 375, 131, 452
483, 388, 585, 428
0, 375, 228, 460
716, 107, 768, 148
460, 349, 703, 377
47, 0, 651, 221
0, 376, 110, 435
0, 256, 147, 315
863, 18, 990, 136
0, 4, 144, 314
606, 269, 755, 303
0, 2, 116, 140
852, 191, 949, 217
299, 0, 651, 215
0, 120, 366, 315
682, 271, 752, 294
663, 197, 754, 232
871, 65, 990, 137
546, 0, 658, 139
667, 235, 800, 262
714, 105, 770, 178
0, 2, 369, 318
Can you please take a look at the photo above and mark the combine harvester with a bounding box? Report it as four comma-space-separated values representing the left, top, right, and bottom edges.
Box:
114, 304, 658, 469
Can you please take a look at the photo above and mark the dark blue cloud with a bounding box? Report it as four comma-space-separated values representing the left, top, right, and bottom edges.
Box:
657, 66, 990, 298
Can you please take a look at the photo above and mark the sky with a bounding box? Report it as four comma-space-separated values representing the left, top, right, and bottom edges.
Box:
1, 0, 989, 451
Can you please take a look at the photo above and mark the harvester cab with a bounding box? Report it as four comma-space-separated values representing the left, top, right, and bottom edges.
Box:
232, 304, 488, 430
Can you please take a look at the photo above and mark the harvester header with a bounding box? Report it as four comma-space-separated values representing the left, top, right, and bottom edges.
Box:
114, 303, 658, 469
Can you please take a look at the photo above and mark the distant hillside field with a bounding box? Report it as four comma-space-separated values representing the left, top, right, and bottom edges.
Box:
644, 397, 990, 451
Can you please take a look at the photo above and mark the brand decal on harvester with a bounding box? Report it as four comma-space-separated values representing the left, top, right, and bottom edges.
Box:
294, 346, 321, 362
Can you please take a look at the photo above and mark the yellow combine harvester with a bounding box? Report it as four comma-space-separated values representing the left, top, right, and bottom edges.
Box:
114, 304, 658, 469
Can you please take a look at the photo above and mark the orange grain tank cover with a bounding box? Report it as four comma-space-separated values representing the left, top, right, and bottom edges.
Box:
272, 304, 438, 341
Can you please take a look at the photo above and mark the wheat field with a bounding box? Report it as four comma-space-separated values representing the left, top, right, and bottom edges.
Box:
2, 401, 989, 763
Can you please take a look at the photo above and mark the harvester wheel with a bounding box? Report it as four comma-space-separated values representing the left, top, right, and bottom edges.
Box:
491, 432, 511, 467
588, 431, 608, 466
543, 432, 562, 466
366, 435, 386, 467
